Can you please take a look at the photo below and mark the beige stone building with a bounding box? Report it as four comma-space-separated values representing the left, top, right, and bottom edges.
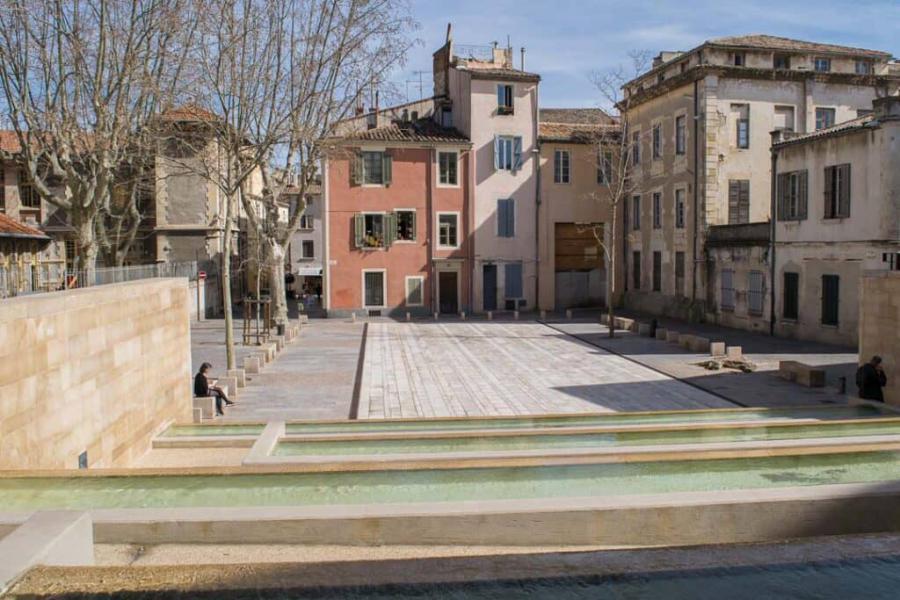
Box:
859, 271, 900, 406
536, 109, 619, 311
620, 35, 900, 333
769, 95, 900, 346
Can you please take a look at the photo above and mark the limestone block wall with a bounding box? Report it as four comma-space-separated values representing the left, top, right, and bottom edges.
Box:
0, 278, 192, 469
859, 272, 900, 406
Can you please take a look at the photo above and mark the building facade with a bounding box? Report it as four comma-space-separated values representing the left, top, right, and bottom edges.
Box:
0, 212, 51, 297
621, 35, 900, 334
770, 95, 900, 346
287, 183, 323, 301
323, 118, 472, 317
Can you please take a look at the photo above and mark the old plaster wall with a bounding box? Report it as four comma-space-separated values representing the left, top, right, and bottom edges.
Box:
858, 272, 900, 406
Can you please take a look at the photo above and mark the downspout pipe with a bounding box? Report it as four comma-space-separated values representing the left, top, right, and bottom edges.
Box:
533, 81, 541, 311
769, 131, 779, 337
691, 79, 700, 309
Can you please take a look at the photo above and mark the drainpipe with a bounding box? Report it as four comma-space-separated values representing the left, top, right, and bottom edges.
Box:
533, 82, 541, 310
769, 131, 779, 337
691, 79, 700, 307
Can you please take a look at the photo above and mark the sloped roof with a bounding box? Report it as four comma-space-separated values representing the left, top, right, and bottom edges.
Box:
0, 130, 21, 153
709, 35, 891, 59
160, 104, 219, 123
539, 108, 614, 125
773, 114, 878, 148
0, 213, 50, 241
539, 122, 608, 144
341, 119, 469, 144
462, 67, 541, 82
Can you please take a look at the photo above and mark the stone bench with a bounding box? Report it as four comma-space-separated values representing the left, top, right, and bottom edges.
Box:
192, 395, 216, 420
637, 323, 651, 336
666, 330, 680, 343
244, 355, 261, 374
613, 317, 635, 331
779, 361, 826, 387
655, 327, 668, 340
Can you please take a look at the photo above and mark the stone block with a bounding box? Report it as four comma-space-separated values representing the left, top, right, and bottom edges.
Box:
244, 355, 260, 374
655, 328, 667, 340
406, 312, 411, 322
679, 334, 694, 349
726, 346, 743, 360
434, 312, 439, 320
690, 336, 711, 353
227, 368, 246, 388
460, 311, 466, 320
566, 309, 573, 320
710, 342, 726, 356
266, 344, 278, 362
666, 330, 681, 343
487, 311, 493, 321
600, 313, 609, 325
638, 323, 651, 336
797, 366, 825, 387
540, 310, 546, 320
192, 396, 215, 420
514, 310, 520, 320
192, 407, 203, 423
219, 376, 237, 399
275, 336, 285, 351
298, 314, 309, 324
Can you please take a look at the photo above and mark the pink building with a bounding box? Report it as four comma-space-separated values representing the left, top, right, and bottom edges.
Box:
323, 118, 473, 317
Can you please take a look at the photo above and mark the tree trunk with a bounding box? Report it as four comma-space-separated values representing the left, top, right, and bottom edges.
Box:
267, 243, 288, 329
221, 194, 236, 371
73, 214, 99, 286
608, 202, 618, 338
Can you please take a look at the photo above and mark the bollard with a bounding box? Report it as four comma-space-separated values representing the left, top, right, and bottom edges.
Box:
434, 312, 439, 320
566, 309, 573, 320
460, 311, 466, 320
540, 310, 546, 320
514, 310, 519, 321
351, 312, 357, 323
406, 312, 411, 322
487, 311, 493, 321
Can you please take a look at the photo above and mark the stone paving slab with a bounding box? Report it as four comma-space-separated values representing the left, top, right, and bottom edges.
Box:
359, 321, 731, 419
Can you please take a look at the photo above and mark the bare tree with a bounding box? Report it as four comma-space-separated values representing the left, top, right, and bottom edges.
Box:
0, 0, 196, 281
589, 51, 651, 337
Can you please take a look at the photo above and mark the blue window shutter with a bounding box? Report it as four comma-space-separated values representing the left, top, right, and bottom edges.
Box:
497, 199, 507, 236
513, 137, 523, 171
505, 263, 523, 298
494, 136, 500, 171
507, 199, 515, 237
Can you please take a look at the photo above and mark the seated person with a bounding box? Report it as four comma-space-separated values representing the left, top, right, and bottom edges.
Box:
194, 362, 234, 416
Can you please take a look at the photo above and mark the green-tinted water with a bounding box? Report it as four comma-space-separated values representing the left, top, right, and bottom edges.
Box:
284, 405, 884, 435
274, 419, 900, 456
161, 425, 266, 437
2, 451, 898, 511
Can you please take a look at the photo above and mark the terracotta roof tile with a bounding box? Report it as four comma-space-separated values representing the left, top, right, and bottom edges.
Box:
709, 35, 891, 59
160, 104, 219, 123
341, 119, 469, 144
773, 114, 877, 147
0, 213, 50, 240
539, 108, 615, 125
0, 130, 21, 153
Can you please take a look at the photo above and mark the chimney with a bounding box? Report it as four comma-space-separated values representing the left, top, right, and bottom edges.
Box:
520, 47, 525, 71
873, 95, 900, 119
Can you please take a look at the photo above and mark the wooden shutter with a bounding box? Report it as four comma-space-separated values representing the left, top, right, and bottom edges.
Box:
507, 199, 515, 237
740, 180, 750, 224
513, 137, 523, 171
728, 180, 740, 224
384, 213, 397, 247
839, 164, 851, 217
798, 170, 808, 220
776, 173, 786, 220
353, 214, 364, 248
493, 136, 500, 170
824, 166, 835, 218
351, 152, 363, 185
382, 152, 392, 185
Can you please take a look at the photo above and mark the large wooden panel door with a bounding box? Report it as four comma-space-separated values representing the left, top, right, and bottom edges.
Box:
439, 271, 458, 314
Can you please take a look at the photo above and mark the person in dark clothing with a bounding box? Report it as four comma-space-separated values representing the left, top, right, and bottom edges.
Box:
856, 355, 888, 402
194, 362, 234, 416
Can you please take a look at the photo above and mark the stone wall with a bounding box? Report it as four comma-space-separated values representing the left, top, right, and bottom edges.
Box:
0, 278, 192, 469
859, 272, 900, 406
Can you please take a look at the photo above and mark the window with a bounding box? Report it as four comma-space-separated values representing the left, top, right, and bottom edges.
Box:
632, 251, 641, 290
733, 104, 749, 149
504, 262, 523, 299
18, 178, 40, 209
597, 150, 612, 184
657, 73, 665, 84
497, 84, 514, 115
652, 192, 662, 229
733, 52, 745, 67
774, 54, 791, 69
815, 108, 835, 130
438, 213, 458, 248
497, 199, 515, 238
299, 214, 314, 229
405, 276, 424, 306
352, 151, 392, 185
675, 189, 686, 229
632, 195, 641, 230
821, 274, 839, 326
675, 115, 686, 155
631, 130, 641, 164
494, 136, 522, 171
363, 270, 385, 308
438, 151, 458, 186
748, 271, 765, 315
720, 269, 735, 310
354, 213, 393, 248
814, 57, 831, 73
554, 150, 570, 184
777, 171, 808, 221
652, 123, 661, 159
652, 251, 662, 292
855, 60, 872, 75
728, 180, 750, 224
675, 251, 685, 296
300, 240, 314, 259
774, 106, 795, 132
783, 272, 799, 320
441, 107, 453, 128
396, 210, 416, 241
824, 164, 851, 219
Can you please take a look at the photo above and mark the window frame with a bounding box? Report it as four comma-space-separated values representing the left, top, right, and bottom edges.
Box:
553, 149, 571, 184
394, 209, 417, 243
632, 195, 642, 231
300, 240, 315, 260
815, 107, 836, 131
436, 211, 460, 249
632, 251, 641, 290
728, 179, 750, 225
720, 268, 735, 311
824, 164, 851, 219
773, 53, 791, 69
404, 275, 425, 307
675, 188, 686, 229
748, 270, 765, 316
675, 114, 686, 155
652, 192, 662, 229
855, 60, 872, 75
437, 150, 459, 187
361, 268, 387, 309
652, 251, 662, 292
814, 57, 831, 73
674, 251, 685, 296
361, 150, 387, 185
733, 52, 745, 66
631, 129, 641, 165
497, 84, 514, 115
494, 135, 522, 172
359, 211, 388, 249
597, 150, 613, 185
783, 271, 799, 320
651, 123, 662, 160
821, 274, 840, 326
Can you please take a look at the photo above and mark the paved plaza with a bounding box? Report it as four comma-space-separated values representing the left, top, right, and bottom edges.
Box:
357, 320, 733, 419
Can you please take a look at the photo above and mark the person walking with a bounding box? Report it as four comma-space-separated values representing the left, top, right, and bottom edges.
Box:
194, 362, 234, 416
856, 355, 888, 403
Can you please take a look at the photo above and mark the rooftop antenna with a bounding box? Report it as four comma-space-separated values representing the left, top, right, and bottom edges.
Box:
412, 70, 428, 99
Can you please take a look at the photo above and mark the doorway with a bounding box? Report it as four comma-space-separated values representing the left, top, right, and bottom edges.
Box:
483, 264, 497, 311
438, 271, 459, 314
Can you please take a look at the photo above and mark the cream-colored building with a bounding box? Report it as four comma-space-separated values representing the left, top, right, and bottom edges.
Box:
769, 95, 900, 346
621, 35, 900, 331
536, 109, 619, 311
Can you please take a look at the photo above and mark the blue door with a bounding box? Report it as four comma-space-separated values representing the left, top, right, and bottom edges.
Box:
483, 264, 497, 311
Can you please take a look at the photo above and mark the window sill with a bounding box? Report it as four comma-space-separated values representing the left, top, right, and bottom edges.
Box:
820, 323, 840, 329
437, 245, 459, 251
437, 182, 460, 189
358, 246, 386, 252
394, 240, 417, 244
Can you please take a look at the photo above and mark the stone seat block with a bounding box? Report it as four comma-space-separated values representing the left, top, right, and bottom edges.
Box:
228, 368, 246, 388
192, 396, 216, 420
638, 323, 651, 336
655, 328, 668, 340
726, 346, 743, 360
666, 330, 681, 343
689, 336, 711, 353
710, 342, 726, 356
244, 355, 261, 374
679, 334, 695, 349
779, 360, 825, 387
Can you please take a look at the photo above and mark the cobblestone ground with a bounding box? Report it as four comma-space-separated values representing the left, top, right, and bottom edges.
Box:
358, 320, 732, 419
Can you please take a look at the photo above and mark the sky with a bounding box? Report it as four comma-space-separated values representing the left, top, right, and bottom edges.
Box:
391, 0, 900, 109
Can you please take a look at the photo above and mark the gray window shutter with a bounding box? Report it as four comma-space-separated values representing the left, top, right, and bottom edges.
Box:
384, 213, 397, 247
839, 164, 851, 217
728, 180, 740, 224
494, 136, 500, 170
824, 166, 834, 217
382, 152, 392, 185
513, 137, 523, 171
351, 152, 363, 185
798, 170, 808, 220
776, 174, 785, 220
507, 199, 515, 237
353, 214, 364, 248
740, 180, 750, 223
410, 210, 417, 240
